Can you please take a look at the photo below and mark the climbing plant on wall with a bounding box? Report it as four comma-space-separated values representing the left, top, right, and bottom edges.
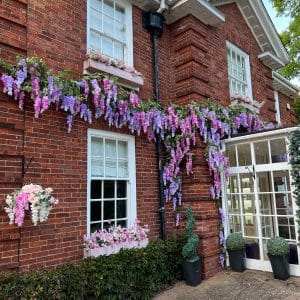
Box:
289, 127, 300, 241
0, 56, 274, 265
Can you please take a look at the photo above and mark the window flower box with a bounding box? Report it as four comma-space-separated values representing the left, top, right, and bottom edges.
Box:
83, 239, 149, 258
83, 220, 149, 258
83, 59, 144, 90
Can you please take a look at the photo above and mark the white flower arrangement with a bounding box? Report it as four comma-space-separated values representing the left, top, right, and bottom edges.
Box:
4, 184, 59, 227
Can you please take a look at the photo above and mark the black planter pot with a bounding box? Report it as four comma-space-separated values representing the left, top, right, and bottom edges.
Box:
182, 258, 201, 286
228, 249, 245, 272
268, 253, 290, 280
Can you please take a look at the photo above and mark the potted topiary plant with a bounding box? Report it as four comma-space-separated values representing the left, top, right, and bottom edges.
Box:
226, 233, 246, 272
182, 206, 201, 286
267, 237, 290, 280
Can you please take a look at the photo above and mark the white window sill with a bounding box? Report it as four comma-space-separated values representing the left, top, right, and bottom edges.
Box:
83, 59, 144, 90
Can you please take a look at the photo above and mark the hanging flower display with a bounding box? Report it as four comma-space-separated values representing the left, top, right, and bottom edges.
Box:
4, 184, 59, 227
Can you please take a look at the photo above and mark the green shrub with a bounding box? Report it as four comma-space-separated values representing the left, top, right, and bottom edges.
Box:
0, 237, 185, 300
267, 237, 290, 256
182, 206, 199, 262
226, 233, 245, 251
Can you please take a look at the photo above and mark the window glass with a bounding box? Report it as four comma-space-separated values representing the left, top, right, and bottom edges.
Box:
89, 0, 127, 62
270, 139, 287, 163
89, 133, 134, 233
237, 143, 251, 166
227, 42, 251, 97
254, 141, 269, 164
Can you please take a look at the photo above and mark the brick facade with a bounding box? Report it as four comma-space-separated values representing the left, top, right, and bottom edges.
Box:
0, 1, 296, 278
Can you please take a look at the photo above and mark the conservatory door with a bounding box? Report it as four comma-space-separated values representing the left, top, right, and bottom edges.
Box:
224, 130, 300, 276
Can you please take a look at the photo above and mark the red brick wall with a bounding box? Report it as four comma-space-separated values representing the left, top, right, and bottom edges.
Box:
0, 0, 296, 279
278, 92, 297, 125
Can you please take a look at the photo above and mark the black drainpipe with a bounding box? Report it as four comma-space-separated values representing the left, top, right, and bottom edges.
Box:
142, 12, 166, 240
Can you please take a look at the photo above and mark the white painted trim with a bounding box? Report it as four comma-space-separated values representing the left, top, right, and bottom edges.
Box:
87, 129, 136, 236
274, 90, 281, 126
273, 71, 299, 97
226, 41, 253, 99
86, 0, 133, 66
225, 127, 298, 144
258, 52, 285, 68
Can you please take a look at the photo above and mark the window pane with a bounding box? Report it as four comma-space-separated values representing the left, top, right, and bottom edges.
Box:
91, 201, 102, 221
102, 36, 113, 57
115, 22, 125, 42
227, 175, 239, 193
227, 195, 240, 213
254, 141, 269, 164
91, 158, 104, 176
257, 172, 272, 193
244, 215, 257, 237
117, 181, 127, 198
115, 5, 125, 23
289, 243, 299, 264
260, 216, 275, 238
273, 171, 291, 193
259, 193, 273, 214
225, 144, 237, 167
105, 158, 117, 177
276, 193, 293, 215
117, 200, 126, 218
91, 222, 102, 233
237, 143, 251, 166
270, 139, 287, 163
228, 215, 241, 233
105, 139, 117, 158
242, 194, 255, 214
103, 14, 114, 36
117, 220, 127, 227
240, 174, 254, 193
118, 141, 127, 159
90, 30, 101, 51
104, 180, 115, 198
114, 42, 124, 61
91, 0, 102, 11
103, 0, 114, 16
118, 160, 128, 178
92, 137, 104, 157
104, 200, 115, 220
90, 8, 102, 31
91, 180, 102, 199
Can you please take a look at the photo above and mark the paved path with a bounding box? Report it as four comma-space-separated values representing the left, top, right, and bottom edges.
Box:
154, 270, 300, 300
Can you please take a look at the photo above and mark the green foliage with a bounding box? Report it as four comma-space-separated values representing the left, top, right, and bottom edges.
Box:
269, 0, 300, 79
289, 127, 300, 241
182, 206, 199, 262
0, 237, 185, 300
226, 233, 245, 250
295, 98, 300, 122
267, 237, 290, 256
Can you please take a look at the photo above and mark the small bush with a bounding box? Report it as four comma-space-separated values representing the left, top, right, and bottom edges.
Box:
267, 237, 289, 256
182, 206, 199, 262
0, 236, 185, 300
226, 233, 245, 251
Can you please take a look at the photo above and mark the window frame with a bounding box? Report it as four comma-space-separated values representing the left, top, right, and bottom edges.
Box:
226, 41, 253, 99
274, 90, 281, 126
86, 0, 133, 66
87, 129, 136, 235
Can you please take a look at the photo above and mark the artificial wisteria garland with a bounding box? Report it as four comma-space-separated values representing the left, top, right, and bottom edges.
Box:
0, 57, 273, 265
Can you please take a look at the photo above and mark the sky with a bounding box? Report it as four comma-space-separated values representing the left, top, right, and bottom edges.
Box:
262, 0, 299, 87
